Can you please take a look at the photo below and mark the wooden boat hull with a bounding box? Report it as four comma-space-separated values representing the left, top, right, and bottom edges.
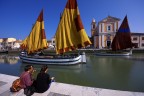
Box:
19, 52, 86, 65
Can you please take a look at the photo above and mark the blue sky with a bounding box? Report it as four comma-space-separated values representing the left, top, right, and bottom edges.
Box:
0, 0, 144, 40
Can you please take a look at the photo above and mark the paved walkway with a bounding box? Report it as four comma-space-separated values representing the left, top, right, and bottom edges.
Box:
0, 73, 144, 96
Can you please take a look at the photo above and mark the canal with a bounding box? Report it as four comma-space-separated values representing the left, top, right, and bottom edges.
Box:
0, 53, 144, 92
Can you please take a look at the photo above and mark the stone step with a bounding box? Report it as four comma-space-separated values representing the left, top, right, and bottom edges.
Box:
0, 73, 144, 96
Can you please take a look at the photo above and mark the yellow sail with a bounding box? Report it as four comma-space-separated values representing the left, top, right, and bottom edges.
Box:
55, 0, 92, 54
20, 10, 48, 54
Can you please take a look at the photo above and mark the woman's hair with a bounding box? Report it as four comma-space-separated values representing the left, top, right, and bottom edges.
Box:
24, 65, 33, 71
40, 65, 48, 73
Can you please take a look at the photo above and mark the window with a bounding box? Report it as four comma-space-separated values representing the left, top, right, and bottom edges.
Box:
93, 24, 95, 29
133, 37, 137, 41
107, 25, 111, 31
142, 43, 144, 47
133, 43, 138, 48
142, 37, 144, 40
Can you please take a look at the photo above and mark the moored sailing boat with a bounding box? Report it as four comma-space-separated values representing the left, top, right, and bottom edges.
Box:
55, 0, 91, 55
20, 0, 91, 65
96, 15, 133, 56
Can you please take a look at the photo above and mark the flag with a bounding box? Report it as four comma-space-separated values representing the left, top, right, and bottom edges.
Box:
55, 0, 91, 54
20, 10, 48, 54
112, 15, 132, 51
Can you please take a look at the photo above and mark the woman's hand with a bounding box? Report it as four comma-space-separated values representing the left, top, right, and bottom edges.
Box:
51, 77, 55, 80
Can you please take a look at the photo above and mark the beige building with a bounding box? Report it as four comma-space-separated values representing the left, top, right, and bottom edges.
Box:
0, 38, 16, 49
91, 16, 144, 49
91, 16, 120, 49
131, 33, 144, 48
0, 38, 22, 49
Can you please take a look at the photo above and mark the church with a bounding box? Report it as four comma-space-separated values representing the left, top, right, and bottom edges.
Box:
91, 16, 144, 49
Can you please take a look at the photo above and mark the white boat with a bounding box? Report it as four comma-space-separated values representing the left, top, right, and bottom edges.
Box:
95, 50, 132, 56
95, 16, 133, 56
20, 0, 91, 65
20, 52, 86, 65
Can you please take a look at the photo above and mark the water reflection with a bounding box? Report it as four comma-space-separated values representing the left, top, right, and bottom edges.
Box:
19, 62, 85, 79
127, 53, 144, 61
0, 55, 19, 64
0, 53, 144, 92
128, 60, 144, 92
20, 62, 83, 71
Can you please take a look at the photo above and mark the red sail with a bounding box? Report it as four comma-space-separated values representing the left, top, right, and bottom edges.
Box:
112, 15, 133, 51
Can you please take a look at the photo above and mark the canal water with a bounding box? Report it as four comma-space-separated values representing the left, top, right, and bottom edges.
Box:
0, 53, 144, 92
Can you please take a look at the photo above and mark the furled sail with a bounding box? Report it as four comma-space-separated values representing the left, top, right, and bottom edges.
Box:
111, 15, 133, 51
20, 10, 48, 54
55, 0, 92, 54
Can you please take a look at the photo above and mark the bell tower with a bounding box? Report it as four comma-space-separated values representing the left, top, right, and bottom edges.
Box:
91, 18, 96, 37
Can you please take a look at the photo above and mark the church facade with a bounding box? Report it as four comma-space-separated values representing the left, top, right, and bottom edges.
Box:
91, 16, 120, 49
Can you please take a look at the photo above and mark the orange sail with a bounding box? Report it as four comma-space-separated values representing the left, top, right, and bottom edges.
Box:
55, 0, 91, 54
20, 10, 48, 54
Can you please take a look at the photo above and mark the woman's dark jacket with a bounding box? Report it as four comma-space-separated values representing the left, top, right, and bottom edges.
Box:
35, 72, 51, 93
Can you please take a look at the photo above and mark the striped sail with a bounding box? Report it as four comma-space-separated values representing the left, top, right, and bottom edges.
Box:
20, 10, 48, 54
55, 0, 92, 54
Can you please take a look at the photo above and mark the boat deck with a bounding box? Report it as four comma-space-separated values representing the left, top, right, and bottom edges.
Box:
0, 73, 144, 96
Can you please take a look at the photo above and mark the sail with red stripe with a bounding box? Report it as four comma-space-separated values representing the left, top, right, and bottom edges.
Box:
20, 10, 48, 54
55, 0, 91, 54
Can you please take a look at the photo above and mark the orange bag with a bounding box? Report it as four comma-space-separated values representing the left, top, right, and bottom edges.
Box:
10, 78, 22, 92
